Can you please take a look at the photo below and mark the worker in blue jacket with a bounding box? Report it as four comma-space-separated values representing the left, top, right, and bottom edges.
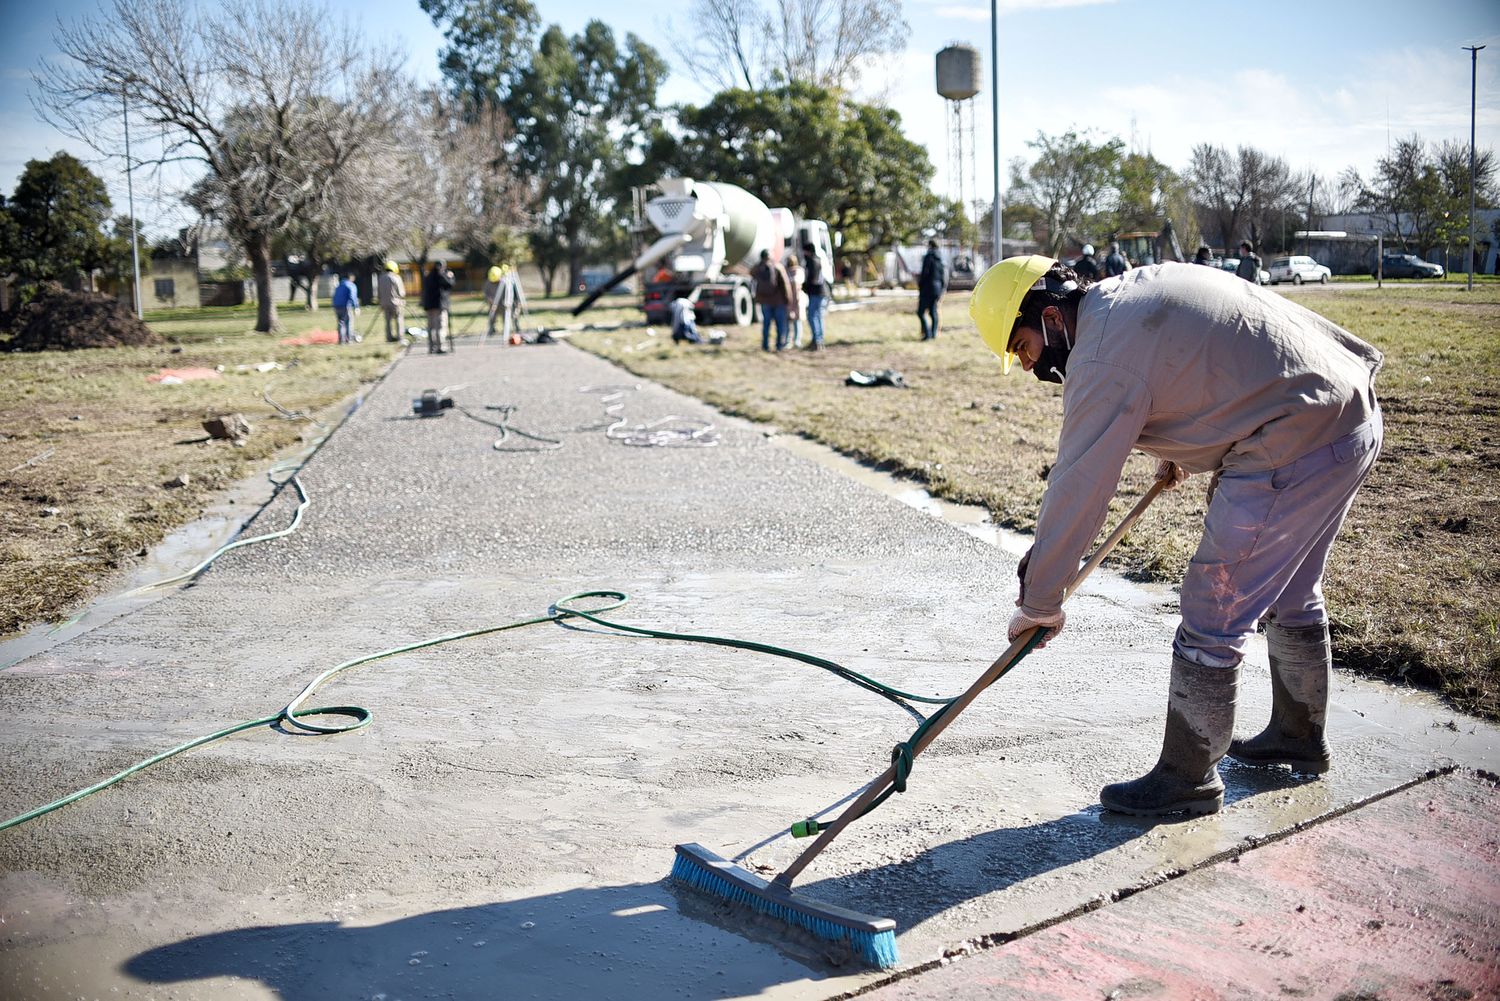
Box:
331, 272, 360, 344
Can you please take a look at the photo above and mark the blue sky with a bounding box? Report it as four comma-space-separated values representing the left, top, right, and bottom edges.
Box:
3, 0, 1497, 239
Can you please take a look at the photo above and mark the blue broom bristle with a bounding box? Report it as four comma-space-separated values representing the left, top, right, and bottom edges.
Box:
671, 852, 899, 969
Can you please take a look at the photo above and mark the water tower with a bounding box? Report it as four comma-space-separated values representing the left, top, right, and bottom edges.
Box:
936, 44, 981, 259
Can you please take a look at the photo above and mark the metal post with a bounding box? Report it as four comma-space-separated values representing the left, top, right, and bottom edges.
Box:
1377, 233, 1383, 289
122, 86, 142, 319
1464, 45, 1485, 292
990, 0, 1001, 263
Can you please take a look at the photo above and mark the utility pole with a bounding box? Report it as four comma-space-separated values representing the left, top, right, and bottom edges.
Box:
990, 0, 1001, 263
1305, 175, 1315, 257
122, 85, 142, 319
1464, 45, 1485, 292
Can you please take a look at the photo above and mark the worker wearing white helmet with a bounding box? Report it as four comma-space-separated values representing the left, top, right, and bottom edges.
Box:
969, 256, 1383, 816
1073, 243, 1101, 283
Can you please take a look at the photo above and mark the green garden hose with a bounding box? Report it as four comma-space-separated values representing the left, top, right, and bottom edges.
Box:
2, 589, 1031, 834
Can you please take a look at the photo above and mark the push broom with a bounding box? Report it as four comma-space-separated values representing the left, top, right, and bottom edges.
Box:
671, 479, 1168, 969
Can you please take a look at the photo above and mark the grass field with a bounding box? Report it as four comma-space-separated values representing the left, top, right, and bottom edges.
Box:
3, 285, 1496, 722
563, 284, 1500, 720
0, 301, 401, 636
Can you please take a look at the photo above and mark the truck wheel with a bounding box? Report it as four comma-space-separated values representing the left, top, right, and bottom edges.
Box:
732, 285, 754, 326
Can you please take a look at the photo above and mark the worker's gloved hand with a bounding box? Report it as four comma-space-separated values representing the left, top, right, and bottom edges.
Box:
1015, 547, 1032, 607
1008, 607, 1066, 648
1155, 459, 1189, 490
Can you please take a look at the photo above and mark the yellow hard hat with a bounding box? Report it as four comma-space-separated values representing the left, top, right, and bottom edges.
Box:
970, 255, 1056, 373
385, 260, 399, 273
487, 265, 502, 283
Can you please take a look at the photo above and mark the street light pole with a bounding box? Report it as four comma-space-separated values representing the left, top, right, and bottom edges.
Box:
1464, 44, 1485, 293
990, 0, 1001, 263
122, 85, 142, 319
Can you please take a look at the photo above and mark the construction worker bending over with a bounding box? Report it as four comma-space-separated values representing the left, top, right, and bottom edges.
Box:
970, 257, 1383, 817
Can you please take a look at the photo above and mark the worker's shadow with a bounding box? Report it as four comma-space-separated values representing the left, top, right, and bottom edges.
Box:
123, 879, 847, 1001
796, 763, 1311, 937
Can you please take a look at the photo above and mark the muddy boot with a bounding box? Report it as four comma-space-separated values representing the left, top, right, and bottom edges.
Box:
1100, 656, 1238, 817
1228, 622, 1332, 774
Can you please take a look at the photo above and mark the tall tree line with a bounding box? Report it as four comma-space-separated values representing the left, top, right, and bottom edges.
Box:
1003, 127, 1497, 263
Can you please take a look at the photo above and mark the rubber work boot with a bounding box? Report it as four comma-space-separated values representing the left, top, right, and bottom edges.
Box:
1100, 655, 1238, 817
1227, 622, 1332, 774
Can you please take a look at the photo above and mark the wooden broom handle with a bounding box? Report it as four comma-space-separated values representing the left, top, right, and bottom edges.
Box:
774, 478, 1169, 889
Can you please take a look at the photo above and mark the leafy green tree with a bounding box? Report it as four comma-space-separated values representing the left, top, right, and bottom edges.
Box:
672, 82, 938, 262
3, 152, 114, 287
1113, 151, 1195, 242
504, 21, 667, 292
104, 215, 150, 287
1006, 130, 1123, 255
421, 0, 539, 108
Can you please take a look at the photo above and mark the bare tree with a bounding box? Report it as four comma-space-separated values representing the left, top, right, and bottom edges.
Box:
397, 93, 531, 270
38, 0, 408, 331
1188, 144, 1300, 252
685, 0, 907, 92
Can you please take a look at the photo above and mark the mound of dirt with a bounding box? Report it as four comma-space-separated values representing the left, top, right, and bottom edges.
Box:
5, 283, 162, 351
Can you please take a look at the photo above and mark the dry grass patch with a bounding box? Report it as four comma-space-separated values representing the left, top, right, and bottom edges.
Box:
0, 301, 400, 636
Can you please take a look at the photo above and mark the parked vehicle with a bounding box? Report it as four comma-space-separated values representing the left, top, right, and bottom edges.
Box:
1219, 257, 1270, 285
1373, 253, 1444, 279
1268, 255, 1331, 285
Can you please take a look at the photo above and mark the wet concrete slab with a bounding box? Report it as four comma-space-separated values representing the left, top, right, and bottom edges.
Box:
1, 335, 1497, 1000
858, 769, 1500, 1000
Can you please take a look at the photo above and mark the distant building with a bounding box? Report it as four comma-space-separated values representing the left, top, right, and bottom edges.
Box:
1319, 210, 1500, 275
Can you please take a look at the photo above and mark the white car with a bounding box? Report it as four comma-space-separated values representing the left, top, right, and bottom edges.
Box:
1268, 255, 1331, 285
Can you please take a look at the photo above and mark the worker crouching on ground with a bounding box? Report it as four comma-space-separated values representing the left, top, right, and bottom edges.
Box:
970, 256, 1383, 817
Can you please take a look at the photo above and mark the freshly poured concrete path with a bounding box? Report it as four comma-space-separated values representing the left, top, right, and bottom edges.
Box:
1, 337, 1495, 1000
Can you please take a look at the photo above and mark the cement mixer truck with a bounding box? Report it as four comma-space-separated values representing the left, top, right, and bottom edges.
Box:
573, 177, 834, 326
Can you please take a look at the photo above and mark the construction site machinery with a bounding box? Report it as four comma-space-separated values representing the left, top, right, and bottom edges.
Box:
572, 178, 834, 327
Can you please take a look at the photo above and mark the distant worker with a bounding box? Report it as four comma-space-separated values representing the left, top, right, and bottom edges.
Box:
785, 253, 807, 349
421, 259, 454, 355
1103, 242, 1130, 278
802, 241, 829, 350
499, 265, 525, 344
752, 249, 792, 352
970, 256, 1382, 817
917, 238, 948, 341
377, 261, 405, 343
1236, 240, 1263, 284
483, 265, 503, 339
1194, 245, 1214, 266
332, 271, 360, 345
670, 290, 702, 344
1073, 244, 1101, 282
